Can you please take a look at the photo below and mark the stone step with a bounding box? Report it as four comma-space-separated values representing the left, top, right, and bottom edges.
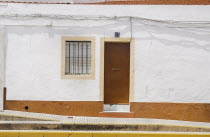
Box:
99, 112, 135, 118
103, 104, 130, 112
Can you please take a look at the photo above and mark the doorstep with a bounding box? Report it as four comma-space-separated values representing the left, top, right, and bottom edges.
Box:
103, 104, 130, 112
98, 112, 135, 118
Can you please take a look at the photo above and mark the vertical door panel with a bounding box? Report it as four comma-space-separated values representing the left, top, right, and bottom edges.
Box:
104, 42, 130, 104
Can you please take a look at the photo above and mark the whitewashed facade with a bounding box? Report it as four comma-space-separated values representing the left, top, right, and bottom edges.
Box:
0, 3, 210, 120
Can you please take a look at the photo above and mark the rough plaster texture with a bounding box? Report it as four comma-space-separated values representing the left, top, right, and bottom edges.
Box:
1, 3, 210, 103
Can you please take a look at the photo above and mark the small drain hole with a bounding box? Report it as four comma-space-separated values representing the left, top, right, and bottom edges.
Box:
24, 106, 29, 110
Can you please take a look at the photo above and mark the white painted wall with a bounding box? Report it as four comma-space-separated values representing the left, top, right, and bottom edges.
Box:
1, 3, 210, 103
133, 22, 210, 103
6, 27, 100, 101
0, 27, 6, 110
1, 4, 210, 21
5, 20, 131, 101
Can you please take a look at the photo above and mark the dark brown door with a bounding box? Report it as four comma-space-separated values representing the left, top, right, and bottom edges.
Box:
104, 42, 130, 104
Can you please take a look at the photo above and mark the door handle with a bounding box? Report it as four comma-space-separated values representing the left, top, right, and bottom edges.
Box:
112, 67, 120, 71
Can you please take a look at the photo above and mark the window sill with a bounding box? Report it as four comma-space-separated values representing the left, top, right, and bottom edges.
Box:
61, 74, 95, 80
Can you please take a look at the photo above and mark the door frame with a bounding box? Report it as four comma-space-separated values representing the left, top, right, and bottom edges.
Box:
100, 37, 135, 104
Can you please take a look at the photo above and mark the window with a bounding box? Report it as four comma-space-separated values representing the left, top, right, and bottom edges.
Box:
65, 41, 91, 75
61, 37, 95, 79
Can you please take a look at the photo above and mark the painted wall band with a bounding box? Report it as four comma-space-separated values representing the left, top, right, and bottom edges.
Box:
5, 101, 103, 117
5, 101, 210, 123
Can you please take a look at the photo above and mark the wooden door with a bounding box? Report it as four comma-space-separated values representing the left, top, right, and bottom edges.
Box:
104, 42, 130, 104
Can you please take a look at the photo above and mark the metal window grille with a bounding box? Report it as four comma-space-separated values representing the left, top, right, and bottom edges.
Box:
65, 41, 91, 75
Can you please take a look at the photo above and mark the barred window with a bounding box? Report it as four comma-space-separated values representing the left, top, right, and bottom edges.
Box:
65, 41, 91, 75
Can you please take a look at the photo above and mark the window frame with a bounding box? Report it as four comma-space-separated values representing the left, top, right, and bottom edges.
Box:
61, 36, 95, 79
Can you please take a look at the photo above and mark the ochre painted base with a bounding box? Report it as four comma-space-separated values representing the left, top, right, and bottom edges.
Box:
5, 101, 210, 122
130, 102, 210, 122
5, 100, 103, 117
99, 112, 135, 118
